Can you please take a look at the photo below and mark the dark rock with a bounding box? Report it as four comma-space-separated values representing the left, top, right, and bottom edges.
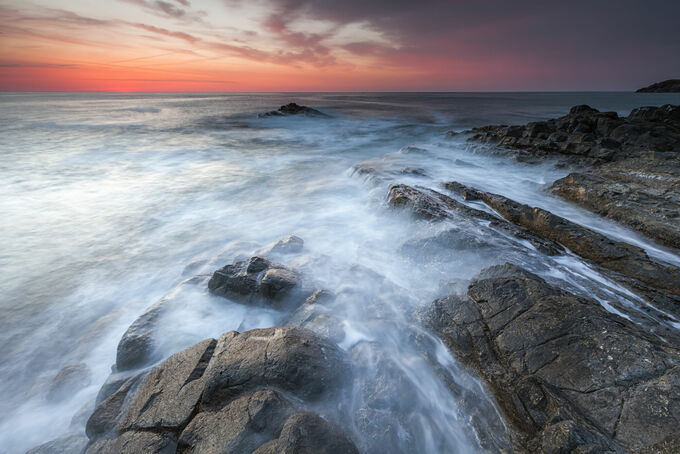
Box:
201, 327, 348, 406
389, 183, 563, 256
208, 256, 305, 308
116, 276, 208, 372
177, 390, 293, 454
84, 431, 176, 454
118, 338, 216, 432
26, 433, 89, 454
636, 79, 680, 93
85, 327, 354, 454
86, 373, 145, 439
47, 362, 92, 403
259, 103, 330, 118
445, 180, 680, 295
424, 263, 680, 452
465, 103, 679, 166
550, 162, 680, 252
252, 412, 359, 454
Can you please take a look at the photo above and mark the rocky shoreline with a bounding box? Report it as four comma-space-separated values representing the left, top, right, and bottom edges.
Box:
28, 103, 680, 453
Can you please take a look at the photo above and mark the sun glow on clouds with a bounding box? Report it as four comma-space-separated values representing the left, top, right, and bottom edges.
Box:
1, 0, 679, 91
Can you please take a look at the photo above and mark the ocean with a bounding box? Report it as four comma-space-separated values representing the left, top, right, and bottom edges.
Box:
2, 92, 680, 453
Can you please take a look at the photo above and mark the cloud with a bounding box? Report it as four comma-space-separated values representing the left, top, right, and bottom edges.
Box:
128, 23, 199, 43
118, 0, 205, 21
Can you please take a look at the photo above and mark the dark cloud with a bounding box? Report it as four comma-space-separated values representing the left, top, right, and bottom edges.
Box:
230, 0, 680, 88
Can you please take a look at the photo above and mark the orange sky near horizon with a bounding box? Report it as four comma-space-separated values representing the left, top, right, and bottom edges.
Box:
1, 0, 679, 92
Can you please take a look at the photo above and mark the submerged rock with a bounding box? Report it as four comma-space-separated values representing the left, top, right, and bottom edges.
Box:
259, 102, 330, 118
47, 362, 92, 403
85, 326, 356, 454
424, 263, 680, 453
259, 234, 304, 255
26, 433, 89, 454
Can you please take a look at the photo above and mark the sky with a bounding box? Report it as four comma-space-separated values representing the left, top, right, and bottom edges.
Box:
0, 0, 679, 92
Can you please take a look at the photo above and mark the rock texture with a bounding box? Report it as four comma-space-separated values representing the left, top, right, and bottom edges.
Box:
444, 181, 680, 296
424, 263, 680, 453
208, 256, 309, 309
259, 103, 330, 118
464, 104, 680, 251
84, 326, 356, 454
550, 160, 680, 251
636, 79, 680, 93
465, 104, 680, 166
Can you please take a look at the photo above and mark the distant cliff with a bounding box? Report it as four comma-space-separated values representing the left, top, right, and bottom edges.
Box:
636, 79, 680, 92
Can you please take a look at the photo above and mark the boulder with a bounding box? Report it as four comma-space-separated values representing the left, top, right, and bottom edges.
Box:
201, 327, 348, 406
177, 390, 293, 454
85, 327, 354, 453
252, 412, 359, 454
208, 256, 307, 308
424, 263, 680, 452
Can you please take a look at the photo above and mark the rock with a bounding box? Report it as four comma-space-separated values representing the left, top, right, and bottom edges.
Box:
471, 186, 680, 295
26, 433, 89, 454
636, 79, 680, 93
116, 276, 208, 372
465, 103, 680, 166
259, 234, 304, 255
118, 338, 216, 432
85, 327, 354, 453
259, 103, 330, 118
424, 263, 680, 452
177, 390, 293, 454
389, 183, 563, 256
550, 162, 680, 252
47, 362, 92, 402
208, 256, 306, 308
201, 327, 348, 406
86, 373, 145, 439
252, 412, 359, 454
84, 431, 176, 454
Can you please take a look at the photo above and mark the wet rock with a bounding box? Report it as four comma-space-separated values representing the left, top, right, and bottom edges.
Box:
177, 390, 293, 454
259, 102, 330, 118
201, 327, 348, 406
47, 362, 92, 402
116, 276, 208, 372
466, 104, 679, 166
636, 79, 680, 93
26, 433, 89, 454
86, 326, 354, 453
252, 412, 359, 454
259, 234, 304, 255
389, 183, 563, 256
424, 263, 680, 452
464, 185, 680, 295
550, 160, 680, 252
208, 256, 306, 308
86, 373, 145, 439
119, 338, 216, 432
84, 431, 176, 454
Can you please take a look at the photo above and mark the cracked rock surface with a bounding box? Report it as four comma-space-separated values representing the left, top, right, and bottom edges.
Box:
424, 263, 680, 453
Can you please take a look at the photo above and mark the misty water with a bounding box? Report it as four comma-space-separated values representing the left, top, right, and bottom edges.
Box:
2, 92, 680, 453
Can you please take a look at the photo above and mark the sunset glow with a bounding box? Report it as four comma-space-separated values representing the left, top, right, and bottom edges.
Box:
1, 0, 679, 91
